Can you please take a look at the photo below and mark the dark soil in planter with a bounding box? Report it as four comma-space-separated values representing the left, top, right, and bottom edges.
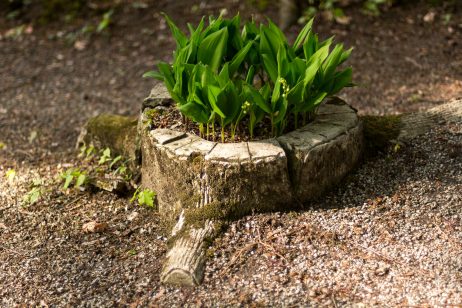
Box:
145, 105, 320, 143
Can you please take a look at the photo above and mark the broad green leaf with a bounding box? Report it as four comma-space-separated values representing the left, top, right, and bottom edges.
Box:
242, 20, 259, 41
303, 33, 317, 60
259, 83, 271, 101
311, 92, 328, 108
339, 47, 352, 65
207, 85, 226, 118
221, 82, 241, 125
262, 54, 278, 83
291, 58, 307, 80
157, 62, 175, 92
271, 78, 282, 110
322, 43, 344, 82
142, 70, 163, 80
173, 65, 185, 98
188, 17, 205, 62
287, 80, 304, 109
330, 67, 352, 95
293, 18, 314, 49
311, 41, 331, 63
162, 13, 188, 48
218, 62, 230, 87
277, 44, 288, 78
260, 24, 282, 62
268, 19, 287, 43
227, 13, 243, 53
178, 101, 209, 123
244, 84, 271, 114
319, 36, 334, 50
304, 91, 328, 113
246, 65, 256, 84
303, 56, 322, 95
192, 91, 208, 109
229, 41, 252, 76
198, 27, 228, 72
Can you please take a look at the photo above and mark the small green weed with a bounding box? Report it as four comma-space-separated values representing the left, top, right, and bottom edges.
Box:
60, 168, 88, 190
22, 178, 45, 206
5, 169, 16, 183
97, 9, 113, 33
98, 148, 112, 165
131, 188, 156, 207
78, 144, 96, 159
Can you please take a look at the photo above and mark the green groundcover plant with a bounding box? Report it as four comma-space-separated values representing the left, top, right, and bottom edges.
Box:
144, 13, 353, 142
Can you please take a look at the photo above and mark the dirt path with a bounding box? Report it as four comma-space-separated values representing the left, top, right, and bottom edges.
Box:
0, 1, 461, 306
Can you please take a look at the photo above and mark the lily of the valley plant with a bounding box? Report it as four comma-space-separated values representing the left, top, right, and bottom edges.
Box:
144, 13, 353, 142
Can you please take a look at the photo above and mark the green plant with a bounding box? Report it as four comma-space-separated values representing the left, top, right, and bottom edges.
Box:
98, 148, 112, 165
78, 144, 96, 159
5, 169, 16, 183
97, 9, 113, 33
144, 13, 352, 141
298, 0, 393, 22
131, 188, 156, 207
22, 178, 45, 205
60, 168, 87, 189
362, 0, 390, 16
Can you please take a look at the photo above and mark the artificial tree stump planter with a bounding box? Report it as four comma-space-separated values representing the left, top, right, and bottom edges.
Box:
139, 84, 364, 286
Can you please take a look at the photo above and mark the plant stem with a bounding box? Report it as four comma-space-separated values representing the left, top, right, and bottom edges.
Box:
212, 122, 215, 141
230, 124, 235, 142
199, 123, 204, 138
221, 126, 225, 143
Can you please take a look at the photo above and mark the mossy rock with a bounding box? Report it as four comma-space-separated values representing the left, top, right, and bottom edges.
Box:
77, 114, 140, 175
361, 114, 402, 156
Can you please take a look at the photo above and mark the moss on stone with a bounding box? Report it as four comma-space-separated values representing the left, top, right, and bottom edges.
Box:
85, 114, 137, 148
80, 113, 140, 172
360, 115, 402, 156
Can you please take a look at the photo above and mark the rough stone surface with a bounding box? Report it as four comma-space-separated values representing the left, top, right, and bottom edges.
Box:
139, 89, 363, 286
142, 83, 174, 110
76, 114, 139, 173
398, 98, 462, 141
140, 128, 293, 225
161, 220, 216, 286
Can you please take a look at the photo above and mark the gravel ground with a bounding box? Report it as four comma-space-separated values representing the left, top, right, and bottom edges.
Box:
1, 1, 462, 306
1, 112, 460, 306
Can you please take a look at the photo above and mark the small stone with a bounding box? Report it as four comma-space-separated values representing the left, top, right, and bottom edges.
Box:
82, 221, 108, 233
127, 211, 139, 222
375, 265, 390, 276
423, 11, 436, 23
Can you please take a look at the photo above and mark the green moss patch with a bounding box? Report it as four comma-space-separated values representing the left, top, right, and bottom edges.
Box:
360, 115, 402, 157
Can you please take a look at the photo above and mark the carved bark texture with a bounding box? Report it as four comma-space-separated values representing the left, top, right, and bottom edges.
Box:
161, 219, 215, 286
399, 98, 462, 141
140, 85, 363, 286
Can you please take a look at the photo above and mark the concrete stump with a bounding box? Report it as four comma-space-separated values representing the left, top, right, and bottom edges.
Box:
140, 85, 363, 286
